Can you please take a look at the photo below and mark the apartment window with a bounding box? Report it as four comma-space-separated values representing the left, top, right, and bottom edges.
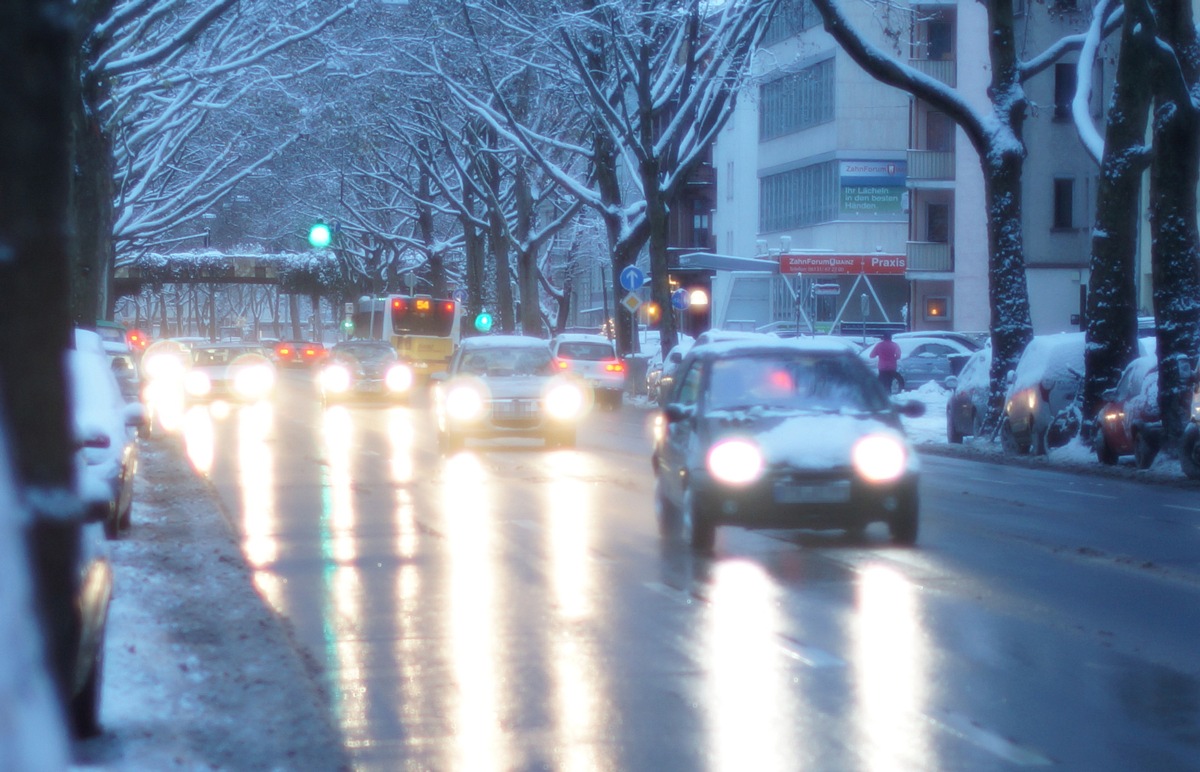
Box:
1053, 178, 1075, 229
760, 58, 835, 141
759, 161, 837, 232
927, 21, 953, 61
1054, 63, 1076, 121
692, 200, 711, 247
926, 111, 954, 152
927, 203, 950, 243
762, 0, 820, 46
924, 297, 950, 321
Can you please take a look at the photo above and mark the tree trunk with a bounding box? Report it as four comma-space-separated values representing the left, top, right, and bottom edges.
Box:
982, 148, 1035, 433
0, 0, 84, 722
1082, 10, 1153, 423
1149, 0, 1200, 453
514, 164, 543, 337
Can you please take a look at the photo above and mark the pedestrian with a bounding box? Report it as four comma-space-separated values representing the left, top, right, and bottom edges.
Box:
870, 332, 904, 393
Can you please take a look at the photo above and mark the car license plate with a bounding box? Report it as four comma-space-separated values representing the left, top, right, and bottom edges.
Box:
773, 480, 851, 504
493, 399, 537, 417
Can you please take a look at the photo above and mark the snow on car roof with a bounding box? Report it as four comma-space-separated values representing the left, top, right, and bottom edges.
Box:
459, 334, 551, 349
1011, 332, 1086, 393
692, 335, 860, 357
553, 333, 615, 344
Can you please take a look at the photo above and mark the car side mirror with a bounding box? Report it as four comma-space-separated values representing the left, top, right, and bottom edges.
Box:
943, 375, 958, 391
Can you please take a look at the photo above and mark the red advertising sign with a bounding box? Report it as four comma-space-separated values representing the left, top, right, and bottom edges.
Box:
779, 253, 907, 275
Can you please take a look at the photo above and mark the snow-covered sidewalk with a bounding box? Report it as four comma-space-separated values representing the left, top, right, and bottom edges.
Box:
71, 437, 350, 771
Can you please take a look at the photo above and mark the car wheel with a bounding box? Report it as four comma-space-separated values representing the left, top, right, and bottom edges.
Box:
70, 635, 104, 739
681, 486, 715, 554
970, 409, 985, 439
1000, 418, 1029, 455
654, 475, 678, 538
888, 490, 919, 546
1094, 427, 1118, 465
946, 410, 963, 444
1183, 425, 1200, 479
1133, 430, 1159, 470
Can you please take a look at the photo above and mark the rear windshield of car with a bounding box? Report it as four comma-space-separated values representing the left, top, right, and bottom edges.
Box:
461, 347, 553, 377
707, 352, 887, 413
556, 342, 615, 361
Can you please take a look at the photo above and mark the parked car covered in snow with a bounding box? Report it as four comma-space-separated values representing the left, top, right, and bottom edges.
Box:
945, 345, 993, 443
1093, 352, 1161, 468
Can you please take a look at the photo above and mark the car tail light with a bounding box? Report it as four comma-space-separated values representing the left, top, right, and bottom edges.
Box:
555, 359, 570, 370
605, 360, 625, 373
277, 346, 291, 357
304, 347, 319, 358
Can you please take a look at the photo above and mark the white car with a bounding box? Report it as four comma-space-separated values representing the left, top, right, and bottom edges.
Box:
183, 342, 277, 402
71, 328, 144, 539
433, 335, 588, 451
550, 333, 626, 409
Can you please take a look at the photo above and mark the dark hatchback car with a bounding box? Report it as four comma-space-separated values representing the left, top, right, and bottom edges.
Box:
652, 337, 924, 553
1094, 353, 1161, 469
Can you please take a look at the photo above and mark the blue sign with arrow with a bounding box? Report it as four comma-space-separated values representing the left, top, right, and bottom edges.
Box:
619, 265, 645, 292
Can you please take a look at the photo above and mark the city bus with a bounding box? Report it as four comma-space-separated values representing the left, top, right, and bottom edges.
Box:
351, 294, 460, 380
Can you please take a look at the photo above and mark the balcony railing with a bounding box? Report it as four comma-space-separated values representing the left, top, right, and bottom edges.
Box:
907, 241, 953, 272
908, 58, 956, 88
907, 150, 955, 181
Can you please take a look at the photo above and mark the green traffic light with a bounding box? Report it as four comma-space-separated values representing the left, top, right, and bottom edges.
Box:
308, 221, 332, 249
474, 311, 494, 333
341, 318, 354, 331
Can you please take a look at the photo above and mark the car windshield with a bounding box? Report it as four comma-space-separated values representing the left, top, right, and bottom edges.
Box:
556, 342, 614, 361
461, 346, 553, 377
192, 347, 261, 366
707, 352, 887, 413
333, 344, 396, 365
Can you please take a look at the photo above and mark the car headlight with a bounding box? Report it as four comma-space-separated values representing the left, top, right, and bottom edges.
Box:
184, 371, 211, 397
706, 438, 765, 485
544, 383, 584, 420
321, 365, 352, 393
144, 353, 185, 382
234, 365, 274, 397
385, 364, 414, 393
1026, 391, 1036, 411
852, 434, 908, 483
445, 386, 485, 420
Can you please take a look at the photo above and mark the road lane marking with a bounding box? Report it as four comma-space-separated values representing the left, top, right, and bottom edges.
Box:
1051, 489, 1117, 500
964, 476, 1019, 485
1165, 504, 1200, 514
928, 712, 1053, 766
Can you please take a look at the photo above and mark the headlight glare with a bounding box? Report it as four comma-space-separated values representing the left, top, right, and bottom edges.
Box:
386, 364, 414, 393
321, 365, 352, 393
184, 371, 211, 397
445, 386, 484, 420
706, 439, 764, 485
852, 434, 908, 483
545, 383, 584, 419
234, 365, 274, 397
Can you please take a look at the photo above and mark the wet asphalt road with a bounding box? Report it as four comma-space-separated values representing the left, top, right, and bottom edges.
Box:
169, 372, 1200, 770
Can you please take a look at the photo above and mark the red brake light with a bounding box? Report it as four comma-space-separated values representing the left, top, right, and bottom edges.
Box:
556, 359, 569, 369
278, 347, 291, 356
606, 361, 625, 373
392, 298, 406, 311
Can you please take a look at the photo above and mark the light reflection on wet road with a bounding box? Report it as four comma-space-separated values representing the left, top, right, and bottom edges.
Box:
164, 374, 1200, 770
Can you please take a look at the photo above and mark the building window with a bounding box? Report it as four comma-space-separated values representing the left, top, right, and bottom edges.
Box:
1054, 63, 1076, 121
924, 297, 950, 321
692, 200, 711, 247
759, 161, 837, 232
927, 202, 950, 243
759, 58, 835, 141
926, 111, 954, 152
762, 0, 820, 46
1054, 178, 1074, 229
927, 20, 953, 61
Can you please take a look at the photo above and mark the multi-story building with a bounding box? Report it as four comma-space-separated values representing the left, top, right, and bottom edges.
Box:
714, 0, 1116, 336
